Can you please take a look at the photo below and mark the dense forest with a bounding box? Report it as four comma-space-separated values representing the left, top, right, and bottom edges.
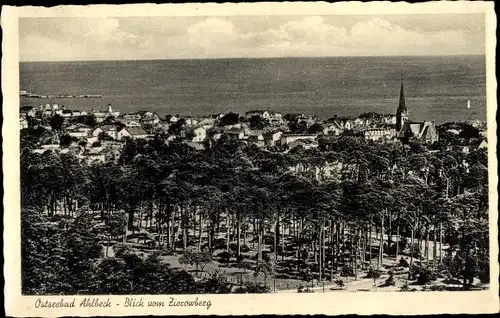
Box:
21, 126, 490, 294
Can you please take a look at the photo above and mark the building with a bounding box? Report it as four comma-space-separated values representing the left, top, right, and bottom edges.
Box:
479, 139, 488, 149
336, 118, 353, 130
280, 134, 318, 146
225, 128, 245, 140
67, 124, 92, 138
61, 109, 73, 118
122, 113, 142, 120
364, 128, 396, 141
92, 125, 117, 139
264, 131, 283, 146
268, 112, 283, 125
197, 117, 216, 130
20, 106, 37, 117
20, 117, 28, 129
246, 130, 265, 147
140, 112, 160, 126
118, 118, 142, 127
398, 121, 439, 143
396, 74, 409, 132
117, 126, 151, 140
323, 122, 344, 136
246, 110, 270, 120
184, 117, 199, 127
395, 74, 438, 143
191, 126, 207, 142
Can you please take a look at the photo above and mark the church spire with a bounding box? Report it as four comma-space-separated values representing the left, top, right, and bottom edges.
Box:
396, 73, 408, 131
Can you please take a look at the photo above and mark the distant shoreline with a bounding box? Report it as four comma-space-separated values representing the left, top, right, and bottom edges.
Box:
20, 91, 102, 99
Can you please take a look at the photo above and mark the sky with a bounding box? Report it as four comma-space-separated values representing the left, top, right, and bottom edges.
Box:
19, 14, 485, 61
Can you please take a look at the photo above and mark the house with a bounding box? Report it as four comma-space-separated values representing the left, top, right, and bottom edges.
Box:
20, 106, 37, 117
191, 126, 207, 142
20, 117, 28, 129
72, 110, 83, 117
246, 130, 265, 147
353, 118, 365, 127
67, 124, 92, 138
246, 110, 270, 120
268, 112, 283, 125
94, 105, 120, 122
61, 109, 73, 118
197, 118, 216, 130
184, 141, 205, 151
117, 126, 151, 140
83, 153, 106, 164
323, 122, 344, 136
184, 117, 199, 127
363, 128, 396, 141
43, 109, 54, 117
93, 111, 107, 122
102, 148, 121, 162
169, 115, 179, 123
383, 115, 397, 125
92, 125, 118, 139
288, 139, 318, 150
264, 131, 283, 146
107, 105, 120, 118
336, 118, 353, 130
479, 139, 488, 149
118, 118, 142, 127
397, 121, 439, 143
225, 128, 245, 140
446, 129, 461, 135
123, 113, 142, 120
280, 134, 318, 146
141, 113, 160, 126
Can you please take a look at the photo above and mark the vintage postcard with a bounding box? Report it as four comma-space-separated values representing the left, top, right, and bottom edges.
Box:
2, 2, 499, 316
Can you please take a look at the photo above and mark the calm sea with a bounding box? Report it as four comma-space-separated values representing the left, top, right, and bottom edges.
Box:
20, 56, 486, 123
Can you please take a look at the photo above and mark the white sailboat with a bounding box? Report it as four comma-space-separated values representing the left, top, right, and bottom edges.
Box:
466, 100, 471, 110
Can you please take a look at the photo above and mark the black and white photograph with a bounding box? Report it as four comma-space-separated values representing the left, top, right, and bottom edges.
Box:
3, 1, 498, 316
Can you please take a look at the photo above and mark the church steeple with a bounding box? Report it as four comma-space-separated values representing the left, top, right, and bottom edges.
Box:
396, 74, 408, 131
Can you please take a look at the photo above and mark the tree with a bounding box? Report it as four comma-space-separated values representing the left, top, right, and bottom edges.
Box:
59, 134, 73, 147
168, 118, 187, 135
219, 112, 240, 126
179, 248, 213, 276
50, 114, 64, 131
249, 115, 269, 130
307, 123, 324, 134
288, 120, 308, 134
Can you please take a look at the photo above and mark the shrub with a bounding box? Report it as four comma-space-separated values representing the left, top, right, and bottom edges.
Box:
217, 251, 231, 263
253, 251, 270, 262
411, 266, 437, 285
428, 285, 446, 291
398, 257, 409, 267
233, 282, 270, 294
365, 267, 382, 279
340, 265, 354, 277
399, 281, 417, 292
334, 279, 345, 287
381, 273, 396, 287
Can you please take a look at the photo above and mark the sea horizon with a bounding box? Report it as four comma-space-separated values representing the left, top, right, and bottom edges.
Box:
20, 54, 486, 63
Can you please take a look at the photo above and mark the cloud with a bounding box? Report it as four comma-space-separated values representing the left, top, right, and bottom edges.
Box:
19, 15, 484, 61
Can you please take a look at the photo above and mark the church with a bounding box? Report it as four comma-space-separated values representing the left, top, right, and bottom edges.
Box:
396, 75, 439, 143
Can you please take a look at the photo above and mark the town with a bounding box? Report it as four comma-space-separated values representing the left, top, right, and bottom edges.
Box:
20, 78, 489, 295
19, 78, 487, 164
